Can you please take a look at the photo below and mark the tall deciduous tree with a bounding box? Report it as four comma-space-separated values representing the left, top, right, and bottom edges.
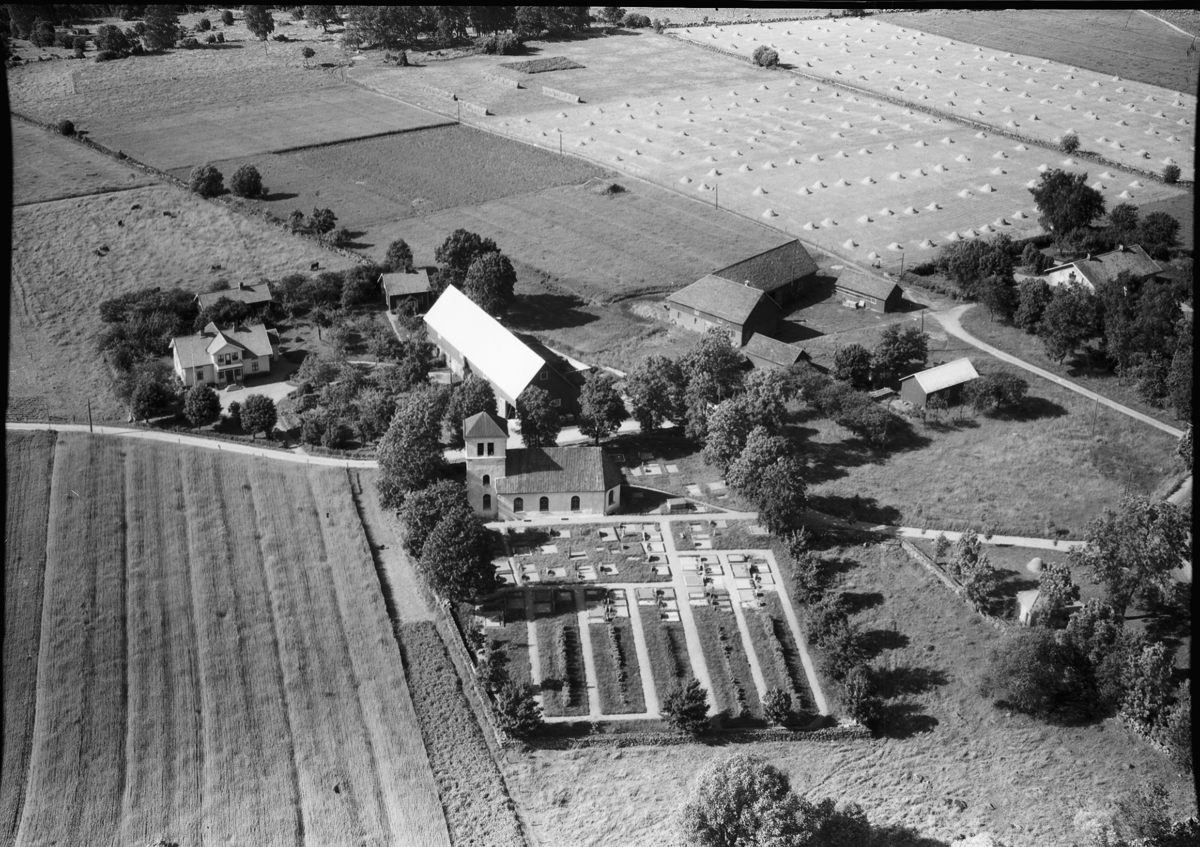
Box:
661, 679, 710, 736
183, 383, 221, 428
726, 425, 789, 502
1167, 326, 1191, 422
462, 251, 517, 317
419, 506, 496, 601
833, 343, 872, 389
143, 5, 181, 50
1068, 495, 1190, 614
243, 5, 276, 40
702, 398, 754, 474
384, 238, 414, 273
376, 386, 449, 509
680, 326, 745, 402
870, 324, 928, 384
1014, 277, 1053, 334
304, 4, 340, 31
741, 367, 790, 432
755, 456, 807, 536
1029, 169, 1106, 235
434, 229, 499, 292
399, 480, 472, 556
578, 370, 627, 444
1038, 280, 1098, 364
516, 385, 562, 448
494, 681, 543, 737
239, 393, 277, 439
624, 355, 685, 434
444, 373, 498, 450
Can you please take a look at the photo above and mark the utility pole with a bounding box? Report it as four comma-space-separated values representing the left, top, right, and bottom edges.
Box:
1090, 393, 1099, 437
715, 182, 719, 209
87, 398, 93, 434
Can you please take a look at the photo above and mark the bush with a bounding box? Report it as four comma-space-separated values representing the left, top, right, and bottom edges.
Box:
752, 45, 779, 67
622, 12, 650, 27
327, 226, 353, 248
226, 400, 242, 429
1060, 132, 1080, 154
205, 33, 216, 43
216, 32, 224, 43
221, 10, 234, 26
842, 664, 883, 729
179, 36, 200, 48
1163, 164, 1180, 185
229, 164, 266, 198
94, 49, 119, 62
56, 119, 75, 136
662, 679, 711, 735
198, 17, 211, 31
29, 20, 56, 48
56, 29, 77, 48
188, 163, 224, 197
762, 688, 792, 726
494, 682, 543, 738
72, 36, 86, 57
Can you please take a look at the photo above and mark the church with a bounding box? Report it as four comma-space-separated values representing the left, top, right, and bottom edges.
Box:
463, 412, 623, 520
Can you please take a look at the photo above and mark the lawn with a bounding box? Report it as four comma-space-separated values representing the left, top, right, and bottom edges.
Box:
878, 8, 1200, 95
5, 434, 450, 847
691, 605, 763, 723
496, 543, 1196, 847
590, 618, 648, 714
957, 305, 1188, 430
535, 595, 591, 718
637, 604, 694, 707
12, 119, 159, 206
8, 182, 356, 424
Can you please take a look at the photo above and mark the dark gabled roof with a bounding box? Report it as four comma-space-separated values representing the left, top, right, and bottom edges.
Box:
464, 411, 508, 439
381, 269, 431, 297
714, 240, 818, 293
667, 275, 776, 325
1047, 245, 1163, 289
496, 447, 622, 495
835, 270, 902, 301
743, 333, 807, 367
196, 283, 272, 310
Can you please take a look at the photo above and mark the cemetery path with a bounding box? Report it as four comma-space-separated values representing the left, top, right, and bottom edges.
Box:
525, 593, 546, 714
608, 582, 662, 718
574, 587, 604, 720
725, 580, 770, 703
662, 518, 720, 717
932, 305, 1186, 438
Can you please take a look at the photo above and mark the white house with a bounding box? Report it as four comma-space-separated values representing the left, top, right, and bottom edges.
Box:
1043, 244, 1162, 291
170, 321, 277, 388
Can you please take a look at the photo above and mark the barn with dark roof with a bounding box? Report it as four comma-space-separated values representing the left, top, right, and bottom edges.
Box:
834, 270, 905, 313
665, 275, 779, 347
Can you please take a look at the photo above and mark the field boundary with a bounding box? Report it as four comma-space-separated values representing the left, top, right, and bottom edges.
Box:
897, 539, 1009, 632
523, 722, 870, 750
266, 122, 457, 156
661, 31, 1194, 188
13, 183, 155, 209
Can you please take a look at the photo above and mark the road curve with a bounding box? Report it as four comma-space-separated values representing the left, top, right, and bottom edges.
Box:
932, 304, 1185, 439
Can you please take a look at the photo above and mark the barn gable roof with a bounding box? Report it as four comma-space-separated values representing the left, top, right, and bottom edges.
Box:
424, 286, 544, 402
196, 283, 272, 310
1045, 245, 1162, 288
714, 240, 818, 293
900, 357, 979, 394
835, 270, 902, 301
667, 275, 776, 326
381, 269, 431, 297
496, 447, 622, 495
743, 333, 807, 368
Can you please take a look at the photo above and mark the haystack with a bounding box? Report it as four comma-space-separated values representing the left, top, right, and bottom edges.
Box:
904, 206, 918, 215
857, 214, 873, 224
762, 209, 777, 218
880, 207, 894, 216
821, 217, 836, 227
919, 238, 935, 249
812, 180, 827, 189
752, 186, 767, 195
843, 239, 858, 249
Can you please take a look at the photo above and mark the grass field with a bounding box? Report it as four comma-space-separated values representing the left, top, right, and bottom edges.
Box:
497, 544, 1196, 847
879, 8, 1200, 95
958, 305, 1188, 429
590, 618, 648, 714
1, 432, 57, 846
12, 119, 159, 206
8, 183, 356, 423
3, 434, 450, 846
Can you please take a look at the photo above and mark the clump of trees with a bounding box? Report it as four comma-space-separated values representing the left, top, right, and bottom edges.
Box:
188, 163, 224, 197
340, 7, 588, 51
229, 164, 267, 198
433, 229, 518, 316
752, 45, 779, 67
515, 385, 562, 448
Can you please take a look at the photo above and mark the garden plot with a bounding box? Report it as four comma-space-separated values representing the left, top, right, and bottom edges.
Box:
669, 18, 1196, 180
489, 79, 1184, 269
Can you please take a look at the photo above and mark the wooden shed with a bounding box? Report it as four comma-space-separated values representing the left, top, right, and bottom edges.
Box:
898, 358, 979, 408
834, 270, 904, 313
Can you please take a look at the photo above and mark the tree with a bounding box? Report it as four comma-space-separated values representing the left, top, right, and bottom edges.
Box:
661, 679, 710, 735
462, 251, 517, 317
1061, 598, 1126, 701
309, 208, 337, 235
1029, 169, 1106, 235
833, 343, 873, 389
1166, 323, 1191, 422
871, 324, 928, 384
182, 383, 221, 428
1154, 681, 1191, 771
1068, 495, 1190, 615
1014, 278, 1053, 333
599, 6, 625, 25
96, 23, 131, 53
702, 398, 754, 475
1139, 212, 1181, 259
1090, 780, 1200, 847
1118, 640, 1174, 732
964, 372, 1029, 414
1059, 131, 1080, 154
1162, 163, 1181, 185
756, 457, 808, 537
475, 638, 510, 695
980, 628, 1078, 717
221, 10, 235, 26
435, 229, 499, 291
979, 273, 1018, 322
419, 507, 496, 601
397, 479, 471, 555
680, 327, 745, 403
188, 163, 224, 197
937, 236, 1015, 299
114, 358, 177, 422
7, 5, 39, 39
28, 18, 55, 47
239, 394, 277, 439
229, 164, 266, 198
1038, 281, 1097, 364
726, 425, 789, 502
578, 370, 626, 444
304, 4, 340, 31
143, 5, 180, 50
375, 386, 448, 509
1107, 202, 1139, 242
516, 385, 561, 448
513, 6, 543, 37
842, 664, 883, 728
1177, 425, 1193, 472
624, 355, 685, 434
741, 368, 790, 432
494, 681, 542, 737
352, 387, 396, 443
243, 5, 275, 40
752, 45, 779, 67
960, 550, 1000, 612
384, 238, 414, 273
444, 373, 498, 450
1036, 561, 1080, 627
762, 688, 791, 726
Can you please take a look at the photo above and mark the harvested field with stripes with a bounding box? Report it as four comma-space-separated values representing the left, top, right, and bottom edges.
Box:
2, 433, 450, 847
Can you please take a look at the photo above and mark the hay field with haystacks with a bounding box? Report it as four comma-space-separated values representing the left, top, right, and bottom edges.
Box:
1, 432, 450, 847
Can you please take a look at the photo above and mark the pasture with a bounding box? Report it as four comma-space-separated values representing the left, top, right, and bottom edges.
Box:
671, 18, 1196, 180
2, 433, 450, 847
8, 182, 355, 423
11, 119, 158, 205
879, 8, 1200, 95
497, 545, 1196, 847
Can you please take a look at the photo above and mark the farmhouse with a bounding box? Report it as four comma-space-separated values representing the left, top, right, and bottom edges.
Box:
834, 270, 904, 313
380, 269, 434, 312
425, 286, 581, 419
463, 411, 622, 519
195, 281, 272, 312
170, 321, 278, 388
712, 240, 819, 307
666, 275, 779, 347
898, 357, 979, 408
743, 333, 810, 370
1043, 245, 1162, 291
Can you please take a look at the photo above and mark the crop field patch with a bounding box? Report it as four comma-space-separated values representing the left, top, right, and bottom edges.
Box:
8, 183, 356, 423
878, 8, 1200, 94
4, 435, 450, 847
11, 120, 159, 206
671, 18, 1196, 180
500, 57, 585, 74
